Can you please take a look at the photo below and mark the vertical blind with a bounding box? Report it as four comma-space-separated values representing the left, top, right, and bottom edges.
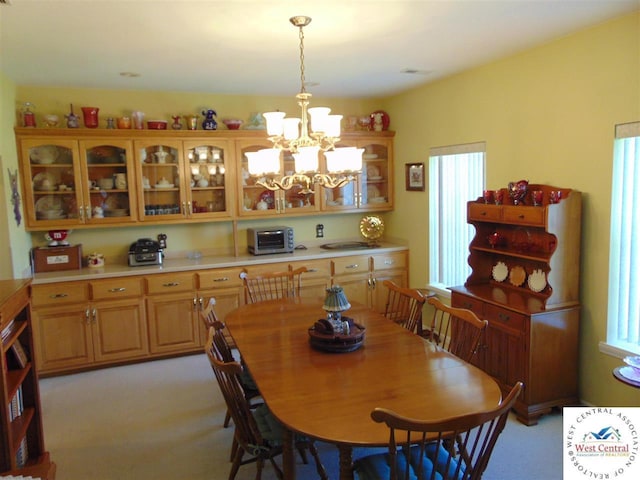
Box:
608, 122, 640, 354
428, 142, 485, 290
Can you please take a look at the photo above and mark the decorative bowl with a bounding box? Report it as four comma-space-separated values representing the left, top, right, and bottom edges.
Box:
223, 119, 243, 130
147, 120, 167, 130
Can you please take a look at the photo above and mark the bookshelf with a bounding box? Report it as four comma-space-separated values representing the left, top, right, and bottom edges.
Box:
1, 279, 55, 479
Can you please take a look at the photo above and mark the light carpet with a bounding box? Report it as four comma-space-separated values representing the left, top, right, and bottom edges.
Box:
39, 354, 562, 479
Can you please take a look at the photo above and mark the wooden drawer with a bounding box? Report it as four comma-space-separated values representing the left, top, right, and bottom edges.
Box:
145, 272, 195, 295
372, 252, 406, 271
451, 292, 485, 314
198, 267, 245, 289
332, 256, 370, 275
484, 304, 526, 332
32, 282, 89, 306
290, 259, 331, 280
90, 277, 143, 300
468, 203, 502, 222
241, 262, 289, 275
502, 206, 545, 226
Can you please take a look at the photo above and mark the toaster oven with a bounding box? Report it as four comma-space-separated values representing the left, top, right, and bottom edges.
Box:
128, 238, 163, 266
247, 226, 294, 255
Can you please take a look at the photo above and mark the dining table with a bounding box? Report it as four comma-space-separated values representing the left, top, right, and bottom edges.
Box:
224, 298, 502, 480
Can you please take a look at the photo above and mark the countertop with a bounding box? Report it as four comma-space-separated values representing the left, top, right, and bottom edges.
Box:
30, 241, 408, 285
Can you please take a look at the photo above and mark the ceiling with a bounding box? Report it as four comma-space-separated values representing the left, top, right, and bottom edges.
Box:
1, 0, 638, 98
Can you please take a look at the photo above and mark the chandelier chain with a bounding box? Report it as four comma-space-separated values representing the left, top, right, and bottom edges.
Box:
299, 25, 306, 94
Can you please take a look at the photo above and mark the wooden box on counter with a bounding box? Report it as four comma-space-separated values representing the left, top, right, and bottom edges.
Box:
31, 245, 83, 273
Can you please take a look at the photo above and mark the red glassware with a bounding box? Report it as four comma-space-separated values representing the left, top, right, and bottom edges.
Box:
81, 107, 99, 128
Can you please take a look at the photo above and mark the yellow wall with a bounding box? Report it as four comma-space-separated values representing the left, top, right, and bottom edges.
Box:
2, 11, 639, 406
383, 11, 640, 406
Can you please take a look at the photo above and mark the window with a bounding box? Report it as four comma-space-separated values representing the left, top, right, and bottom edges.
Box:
605, 122, 640, 357
428, 142, 485, 294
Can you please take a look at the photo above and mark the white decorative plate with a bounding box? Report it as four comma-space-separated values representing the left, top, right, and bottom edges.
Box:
492, 261, 508, 282
528, 269, 547, 293
33, 172, 56, 191
509, 265, 526, 287
367, 165, 380, 177
35, 195, 63, 213
623, 356, 640, 370
619, 366, 640, 382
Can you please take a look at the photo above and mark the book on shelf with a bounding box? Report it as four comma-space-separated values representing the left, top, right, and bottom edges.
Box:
9, 386, 24, 421
10, 340, 28, 369
15, 437, 28, 468
1, 319, 15, 342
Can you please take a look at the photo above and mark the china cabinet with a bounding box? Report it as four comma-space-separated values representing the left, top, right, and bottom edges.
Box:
1, 279, 55, 478
449, 184, 581, 425
134, 138, 234, 222
15, 129, 394, 230
18, 137, 137, 228
323, 135, 394, 211
236, 139, 319, 217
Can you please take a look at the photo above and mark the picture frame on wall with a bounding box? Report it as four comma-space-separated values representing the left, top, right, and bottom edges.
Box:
405, 163, 425, 191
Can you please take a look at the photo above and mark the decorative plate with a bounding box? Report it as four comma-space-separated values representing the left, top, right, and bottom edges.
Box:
509, 265, 526, 287
528, 269, 547, 293
492, 261, 508, 282
259, 190, 275, 207
623, 356, 640, 371
367, 185, 380, 199
370, 110, 390, 131
360, 215, 385, 242
33, 172, 56, 191
619, 366, 640, 382
35, 195, 63, 213
367, 165, 380, 177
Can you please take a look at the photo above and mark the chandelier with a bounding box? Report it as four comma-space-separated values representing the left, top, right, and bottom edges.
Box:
246, 16, 363, 194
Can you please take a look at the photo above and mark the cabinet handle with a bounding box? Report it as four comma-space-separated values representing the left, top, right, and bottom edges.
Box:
199, 297, 204, 308
187, 201, 193, 215
518, 214, 525, 219
108, 287, 126, 293
162, 282, 180, 287
481, 211, 487, 216
182, 202, 187, 215
307, 268, 318, 273
85, 205, 91, 219
462, 302, 473, 310
212, 277, 229, 282
49, 293, 69, 299
384, 259, 394, 265
346, 264, 358, 269
85, 308, 91, 324
92, 308, 97, 322
498, 313, 510, 322
372, 277, 377, 288
79, 207, 85, 221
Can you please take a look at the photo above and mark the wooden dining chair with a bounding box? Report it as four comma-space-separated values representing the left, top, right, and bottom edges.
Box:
240, 266, 308, 304
200, 297, 237, 349
353, 382, 523, 480
203, 308, 261, 429
205, 328, 328, 480
382, 280, 427, 334
423, 297, 488, 363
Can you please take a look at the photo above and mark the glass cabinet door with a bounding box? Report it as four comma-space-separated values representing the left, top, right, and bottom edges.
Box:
20, 138, 82, 227
79, 140, 137, 224
135, 140, 185, 220
322, 137, 392, 211
183, 140, 233, 218
237, 140, 318, 217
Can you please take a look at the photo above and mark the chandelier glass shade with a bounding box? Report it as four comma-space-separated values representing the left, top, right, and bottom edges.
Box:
247, 16, 363, 194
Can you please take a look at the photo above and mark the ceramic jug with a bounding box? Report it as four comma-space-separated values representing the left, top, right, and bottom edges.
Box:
201, 109, 217, 130
114, 173, 127, 189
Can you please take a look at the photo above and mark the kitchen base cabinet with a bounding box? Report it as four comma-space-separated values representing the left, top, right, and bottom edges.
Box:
1, 279, 55, 477
145, 272, 200, 354
332, 251, 408, 313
